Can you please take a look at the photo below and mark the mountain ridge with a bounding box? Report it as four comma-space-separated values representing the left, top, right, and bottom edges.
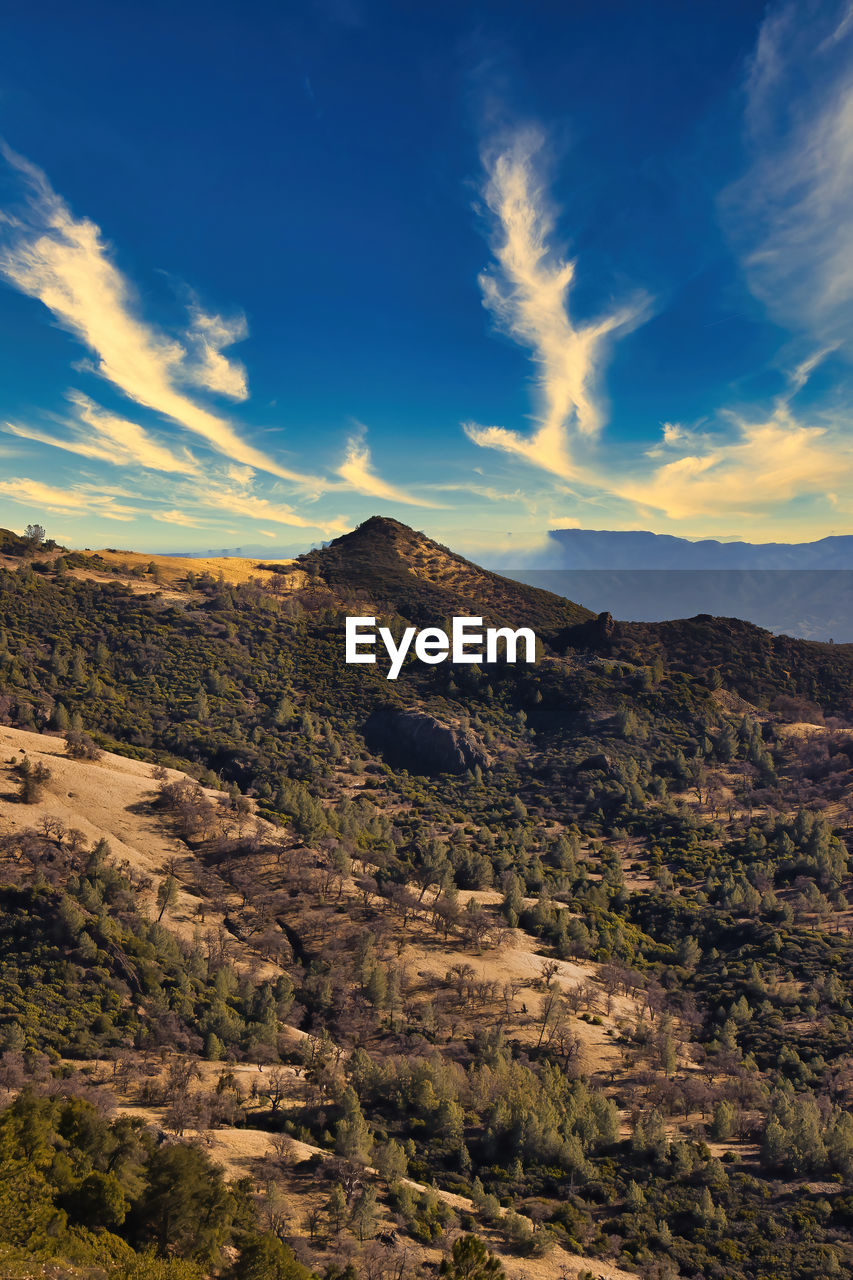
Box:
545, 527, 853, 569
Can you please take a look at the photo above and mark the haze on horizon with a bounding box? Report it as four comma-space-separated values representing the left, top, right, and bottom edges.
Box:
1, 0, 853, 561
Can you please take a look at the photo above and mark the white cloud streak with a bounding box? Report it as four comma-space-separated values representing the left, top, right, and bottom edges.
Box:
151, 509, 208, 528
615, 408, 853, 521
0, 477, 143, 520
723, 0, 853, 351
4, 391, 201, 474
465, 129, 647, 477
0, 144, 322, 486
172, 465, 350, 533
184, 303, 249, 400
605, 350, 853, 523
338, 425, 442, 507
199, 483, 348, 531
0, 147, 435, 525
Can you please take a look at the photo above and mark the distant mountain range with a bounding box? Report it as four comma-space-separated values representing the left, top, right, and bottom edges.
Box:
502, 529, 853, 642
543, 529, 853, 570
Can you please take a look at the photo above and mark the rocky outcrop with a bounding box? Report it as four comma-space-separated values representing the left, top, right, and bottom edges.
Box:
365, 707, 490, 775
575, 752, 612, 774
557, 610, 619, 654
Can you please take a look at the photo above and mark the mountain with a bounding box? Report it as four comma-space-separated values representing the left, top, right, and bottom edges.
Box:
2, 516, 853, 1279
295, 515, 594, 636
545, 528, 853, 569
503, 528, 853, 640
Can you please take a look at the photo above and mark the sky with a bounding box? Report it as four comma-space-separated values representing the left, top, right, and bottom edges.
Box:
0, 0, 852, 560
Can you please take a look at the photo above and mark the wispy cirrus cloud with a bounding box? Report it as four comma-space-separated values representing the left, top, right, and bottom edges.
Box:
463, 67, 853, 535
4, 390, 201, 474
464, 129, 647, 478
151, 508, 209, 528
609, 349, 853, 523
0, 476, 143, 520
0, 145, 435, 532
723, 0, 853, 352
0, 466, 346, 535
0, 144, 322, 487
616, 408, 852, 521
184, 303, 249, 400
160, 463, 349, 533
337, 425, 442, 507
616, 0, 853, 529
199, 481, 349, 531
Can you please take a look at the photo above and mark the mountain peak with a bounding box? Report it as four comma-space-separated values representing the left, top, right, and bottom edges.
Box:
298, 516, 592, 637
323, 515, 438, 555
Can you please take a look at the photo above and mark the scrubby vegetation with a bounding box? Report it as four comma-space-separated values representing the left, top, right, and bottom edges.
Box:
0, 517, 852, 1277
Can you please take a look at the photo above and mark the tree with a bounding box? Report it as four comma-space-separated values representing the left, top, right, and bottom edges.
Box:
325, 1183, 348, 1235
439, 1235, 506, 1278
711, 1099, 736, 1142
64, 729, 102, 761
348, 1183, 379, 1241
68, 1169, 129, 1229
24, 523, 46, 549
227, 1232, 313, 1280
135, 1142, 233, 1260
625, 1179, 646, 1212
365, 965, 388, 1009
335, 1087, 372, 1165
157, 874, 179, 922
262, 1067, 289, 1116
16, 757, 51, 803
374, 1137, 407, 1183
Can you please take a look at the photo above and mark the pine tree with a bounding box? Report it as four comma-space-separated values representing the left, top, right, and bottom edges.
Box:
439, 1235, 505, 1279
348, 1184, 378, 1241
625, 1179, 646, 1211
51, 702, 70, 731
156, 875, 179, 923
325, 1183, 348, 1234
335, 1087, 372, 1164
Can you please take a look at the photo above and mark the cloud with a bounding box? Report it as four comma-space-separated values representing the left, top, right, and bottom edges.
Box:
184, 303, 249, 400
424, 480, 534, 504
616, 406, 853, 521
466, 129, 647, 477
337, 425, 441, 507
0, 463, 346, 534
182, 468, 349, 533
0, 146, 469, 529
0, 144, 322, 487
3, 391, 200, 474
609, 350, 853, 522
723, 0, 853, 351
0, 476, 142, 520
201, 486, 344, 530
151, 509, 208, 528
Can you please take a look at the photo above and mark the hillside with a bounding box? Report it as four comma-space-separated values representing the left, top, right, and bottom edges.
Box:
0, 724, 639, 1280
559, 610, 853, 719
1, 519, 853, 1278
296, 517, 594, 636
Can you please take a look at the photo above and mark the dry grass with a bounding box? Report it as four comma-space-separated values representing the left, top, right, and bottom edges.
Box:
85, 549, 303, 588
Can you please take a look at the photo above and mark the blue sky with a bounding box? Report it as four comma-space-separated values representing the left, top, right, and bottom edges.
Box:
0, 0, 852, 558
